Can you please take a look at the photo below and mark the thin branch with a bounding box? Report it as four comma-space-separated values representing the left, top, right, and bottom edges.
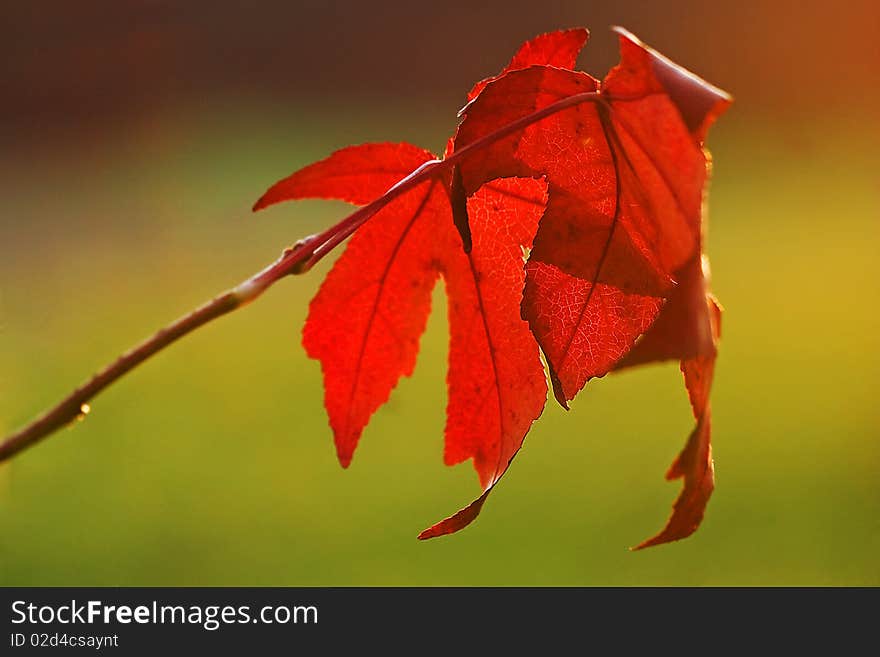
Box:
0, 90, 605, 463
0, 244, 303, 462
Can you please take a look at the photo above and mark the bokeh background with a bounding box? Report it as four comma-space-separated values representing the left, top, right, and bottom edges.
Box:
1, 1, 877, 585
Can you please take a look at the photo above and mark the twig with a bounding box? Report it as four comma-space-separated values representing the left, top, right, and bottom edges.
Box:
0, 90, 606, 463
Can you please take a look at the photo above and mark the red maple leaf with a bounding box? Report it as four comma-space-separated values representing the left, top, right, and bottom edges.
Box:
254, 27, 730, 547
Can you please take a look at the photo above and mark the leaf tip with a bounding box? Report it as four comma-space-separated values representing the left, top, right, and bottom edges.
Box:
548, 370, 571, 410
449, 166, 473, 253
609, 25, 732, 140
417, 488, 492, 540
631, 525, 698, 551
336, 449, 354, 469
252, 193, 273, 213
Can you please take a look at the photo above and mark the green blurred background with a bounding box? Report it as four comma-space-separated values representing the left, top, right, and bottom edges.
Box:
1, 1, 877, 585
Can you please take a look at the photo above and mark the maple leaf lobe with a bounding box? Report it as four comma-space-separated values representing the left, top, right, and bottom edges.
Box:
608, 27, 732, 142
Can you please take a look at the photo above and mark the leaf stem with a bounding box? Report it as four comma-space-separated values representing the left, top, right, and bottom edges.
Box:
0, 90, 603, 463
288, 91, 606, 272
